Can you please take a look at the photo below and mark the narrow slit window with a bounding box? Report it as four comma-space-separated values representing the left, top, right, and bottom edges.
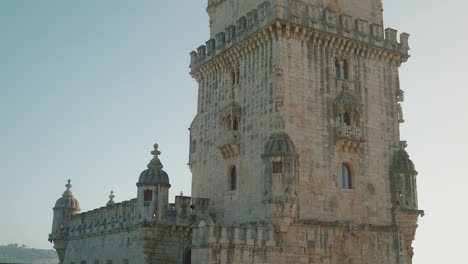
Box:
340, 164, 352, 189
231, 71, 236, 86
334, 58, 341, 78
343, 59, 349, 80
230, 166, 237, 191
233, 118, 239, 131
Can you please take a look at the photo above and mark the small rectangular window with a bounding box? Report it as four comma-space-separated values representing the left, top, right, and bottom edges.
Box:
144, 190, 152, 201
123, 259, 129, 264
80, 261, 86, 264
272, 161, 283, 173
191, 140, 197, 153
107, 261, 112, 264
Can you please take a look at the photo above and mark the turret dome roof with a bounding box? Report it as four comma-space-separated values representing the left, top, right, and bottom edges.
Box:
137, 143, 170, 187
262, 132, 298, 157
391, 141, 417, 173
54, 179, 80, 211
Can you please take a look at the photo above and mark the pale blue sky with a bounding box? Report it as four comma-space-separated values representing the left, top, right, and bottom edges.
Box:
0, 1, 466, 263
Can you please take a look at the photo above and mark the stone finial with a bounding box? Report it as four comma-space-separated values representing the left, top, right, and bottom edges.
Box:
147, 143, 163, 169
62, 179, 74, 197
180, 191, 183, 196
107, 191, 115, 206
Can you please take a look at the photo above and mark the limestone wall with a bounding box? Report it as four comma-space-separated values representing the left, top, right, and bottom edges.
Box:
189, 37, 278, 224
276, 34, 401, 225
64, 230, 144, 264
191, 221, 401, 264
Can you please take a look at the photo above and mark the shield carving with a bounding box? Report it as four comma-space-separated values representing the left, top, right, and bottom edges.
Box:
289, 0, 304, 18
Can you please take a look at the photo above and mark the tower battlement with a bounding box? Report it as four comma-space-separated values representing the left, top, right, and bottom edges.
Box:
191, 1, 409, 73
66, 199, 137, 238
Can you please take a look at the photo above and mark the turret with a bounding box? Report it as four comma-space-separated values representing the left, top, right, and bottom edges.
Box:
391, 141, 418, 210
49, 179, 80, 264
391, 141, 424, 261
261, 132, 299, 232
136, 143, 171, 223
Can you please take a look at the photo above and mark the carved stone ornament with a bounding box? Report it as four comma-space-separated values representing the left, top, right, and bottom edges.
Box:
258, 1, 270, 22
289, 0, 304, 18
216, 32, 226, 49
247, 10, 258, 29
306, 4, 320, 23
237, 16, 247, 36
355, 19, 369, 36
324, 9, 338, 28
371, 24, 384, 41
340, 14, 353, 32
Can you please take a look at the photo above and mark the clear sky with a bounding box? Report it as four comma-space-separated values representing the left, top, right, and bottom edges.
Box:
0, 1, 466, 263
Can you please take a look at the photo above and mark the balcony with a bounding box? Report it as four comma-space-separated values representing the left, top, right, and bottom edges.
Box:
335, 125, 363, 152
218, 130, 240, 159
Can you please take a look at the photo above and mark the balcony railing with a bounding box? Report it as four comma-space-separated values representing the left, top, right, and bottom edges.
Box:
335, 125, 363, 142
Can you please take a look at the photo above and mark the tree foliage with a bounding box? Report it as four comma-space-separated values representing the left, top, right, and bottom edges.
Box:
0, 244, 58, 264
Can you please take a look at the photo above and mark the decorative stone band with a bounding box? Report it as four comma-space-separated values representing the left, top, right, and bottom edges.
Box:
67, 199, 137, 238
192, 222, 277, 248
190, 1, 410, 79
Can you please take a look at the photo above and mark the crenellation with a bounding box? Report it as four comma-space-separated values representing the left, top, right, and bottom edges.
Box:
190, 2, 410, 73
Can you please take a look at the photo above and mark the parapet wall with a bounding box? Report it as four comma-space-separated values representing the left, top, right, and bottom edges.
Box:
190, 0, 410, 72
192, 221, 277, 248
191, 220, 402, 264
68, 199, 137, 238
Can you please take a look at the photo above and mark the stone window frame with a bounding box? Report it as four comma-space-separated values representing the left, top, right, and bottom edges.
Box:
272, 160, 283, 174
332, 55, 353, 80
228, 165, 237, 191
339, 162, 353, 189
229, 64, 240, 87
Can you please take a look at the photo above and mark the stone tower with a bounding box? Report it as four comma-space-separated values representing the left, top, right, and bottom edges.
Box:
49, 180, 80, 264
189, 0, 422, 263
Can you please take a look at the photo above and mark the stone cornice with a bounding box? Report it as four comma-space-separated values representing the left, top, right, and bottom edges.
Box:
190, 1, 411, 81
297, 219, 399, 233
191, 19, 409, 82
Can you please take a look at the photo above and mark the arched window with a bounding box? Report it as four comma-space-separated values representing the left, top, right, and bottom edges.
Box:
343, 59, 349, 80
184, 250, 191, 264
144, 190, 152, 201
343, 112, 351, 126
231, 67, 240, 86
233, 117, 239, 131
338, 112, 351, 126
230, 166, 237, 191
340, 164, 352, 189
231, 70, 237, 86
334, 58, 341, 78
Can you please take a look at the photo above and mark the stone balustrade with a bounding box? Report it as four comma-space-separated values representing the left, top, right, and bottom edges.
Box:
335, 125, 363, 142
67, 199, 137, 238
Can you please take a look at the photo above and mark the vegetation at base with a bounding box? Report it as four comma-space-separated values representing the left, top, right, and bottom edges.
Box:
0, 244, 58, 264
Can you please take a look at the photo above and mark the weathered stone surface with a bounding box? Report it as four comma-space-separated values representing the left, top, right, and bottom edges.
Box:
49, 1, 421, 263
